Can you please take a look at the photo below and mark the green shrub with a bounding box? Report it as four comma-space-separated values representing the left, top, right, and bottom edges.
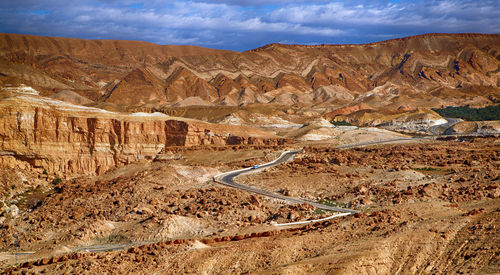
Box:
411, 167, 438, 171
317, 199, 338, 207
52, 178, 62, 185
331, 121, 353, 126
313, 209, 326, 215
433, 105, 500, 121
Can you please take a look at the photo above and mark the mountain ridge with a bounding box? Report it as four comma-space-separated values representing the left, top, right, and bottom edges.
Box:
248, 33, 500, 51
1, 32, 499, 111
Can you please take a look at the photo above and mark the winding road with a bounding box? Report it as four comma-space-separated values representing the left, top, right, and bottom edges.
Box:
213, 137, 440, 225
334, 137, 417, 149
429, 118, 462, 135
213, 150, 360, 216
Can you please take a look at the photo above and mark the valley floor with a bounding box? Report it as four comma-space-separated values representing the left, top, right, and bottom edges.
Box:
1, 138, 499, 274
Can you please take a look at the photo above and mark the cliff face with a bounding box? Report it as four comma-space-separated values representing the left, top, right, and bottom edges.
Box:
0, 93, 286, 177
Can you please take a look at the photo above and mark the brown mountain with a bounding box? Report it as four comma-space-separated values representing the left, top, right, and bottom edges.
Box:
105, 67, 167, 106
0, 33, 499, 110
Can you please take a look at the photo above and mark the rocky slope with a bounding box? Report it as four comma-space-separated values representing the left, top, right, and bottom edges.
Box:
326, 108, 448, 133
0, 91, 286, 177
1, 139, 498, 273
444, 120, 500, 135
1, 33, 499, 110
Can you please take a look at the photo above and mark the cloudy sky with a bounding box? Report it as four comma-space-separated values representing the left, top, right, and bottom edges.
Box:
0, 0, 498, 51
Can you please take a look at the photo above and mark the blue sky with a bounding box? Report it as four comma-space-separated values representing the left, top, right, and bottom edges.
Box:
0, 0, 498, 51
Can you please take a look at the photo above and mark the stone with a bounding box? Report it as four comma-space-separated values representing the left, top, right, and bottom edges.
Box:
0, 96, 288, 177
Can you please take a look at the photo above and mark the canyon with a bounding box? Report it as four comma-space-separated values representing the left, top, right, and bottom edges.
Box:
0, 92, 286, 177
0, 33, 498, 274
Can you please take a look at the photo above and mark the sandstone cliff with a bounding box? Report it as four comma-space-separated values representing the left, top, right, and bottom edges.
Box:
0, 92, 286, 177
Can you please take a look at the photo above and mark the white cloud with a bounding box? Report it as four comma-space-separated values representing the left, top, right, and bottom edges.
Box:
53, 1, 346, 41
75, 15, 91, 22
0, 0, 498, 50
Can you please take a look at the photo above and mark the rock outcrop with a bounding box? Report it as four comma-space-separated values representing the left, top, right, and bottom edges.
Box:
444, 121, 500, 135
0, 93, 287, 177
328, 108, 448, 133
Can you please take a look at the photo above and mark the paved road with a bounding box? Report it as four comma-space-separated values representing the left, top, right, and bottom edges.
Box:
75, 243, 134, 253
429, 118, 462, 135
335, 137, 418, 149
214, 150, 359, 214
214, 137, 437, 216
273, 212, 352, 226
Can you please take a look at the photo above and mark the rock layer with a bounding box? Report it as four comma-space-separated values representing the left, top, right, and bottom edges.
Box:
0, 93, 286, 176
1, 33, 499, 109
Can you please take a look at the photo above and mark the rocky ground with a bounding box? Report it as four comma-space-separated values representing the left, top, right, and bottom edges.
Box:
0, 138, 498, 274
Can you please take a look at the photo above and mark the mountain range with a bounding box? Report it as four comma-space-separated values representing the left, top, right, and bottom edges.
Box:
0, 33, 499, 112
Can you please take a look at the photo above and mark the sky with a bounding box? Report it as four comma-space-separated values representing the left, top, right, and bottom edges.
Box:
0, 0, 498, 51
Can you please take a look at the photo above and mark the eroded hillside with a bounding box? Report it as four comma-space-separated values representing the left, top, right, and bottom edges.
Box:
1, 33, 499, 111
